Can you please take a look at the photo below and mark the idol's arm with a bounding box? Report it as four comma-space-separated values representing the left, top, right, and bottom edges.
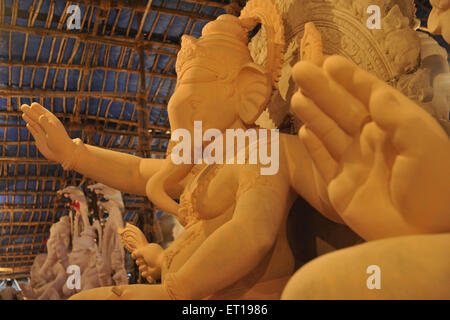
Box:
164, 186, 289, 299
72, 143, 163, 196
21, 102, 165, 196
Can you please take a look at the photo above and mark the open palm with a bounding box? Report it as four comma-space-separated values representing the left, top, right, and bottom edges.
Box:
21, 102, 73, 162
291, 56, 450, 240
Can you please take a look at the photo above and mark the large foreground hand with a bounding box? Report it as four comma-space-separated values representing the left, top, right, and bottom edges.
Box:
291, 56, 450, 239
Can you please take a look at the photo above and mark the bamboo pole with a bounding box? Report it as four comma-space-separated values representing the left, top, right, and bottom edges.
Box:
0, 61, 177, 80
0, 24, 180, 53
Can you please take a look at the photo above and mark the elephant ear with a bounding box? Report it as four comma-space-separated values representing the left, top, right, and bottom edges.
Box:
236, 62, 272, 125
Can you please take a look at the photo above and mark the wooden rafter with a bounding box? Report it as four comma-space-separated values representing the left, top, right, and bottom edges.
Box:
0, 24, 180, 52
0, 61, 177, 80
0, 266, 30, 273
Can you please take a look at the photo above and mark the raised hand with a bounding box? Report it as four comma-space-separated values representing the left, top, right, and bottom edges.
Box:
88, 183, 124, 210
57, 186, 87, 205
131, 243, 164, 283
96, 199, 120, 213
21, 102, 74, 163
291, 55, 450, 240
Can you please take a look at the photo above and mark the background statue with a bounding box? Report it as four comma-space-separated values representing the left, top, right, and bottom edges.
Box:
22, 184, 129, 299
88, 183, 128, 286
58, 186, 90, 238
0, 280, 20, 300
20, 218, 72, 300
38, 215, 71, 281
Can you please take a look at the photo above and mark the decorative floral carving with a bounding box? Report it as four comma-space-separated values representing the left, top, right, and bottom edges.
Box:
249, 0, 422, 129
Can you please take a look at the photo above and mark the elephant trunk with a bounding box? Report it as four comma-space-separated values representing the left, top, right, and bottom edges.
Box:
146, 157, 194, 216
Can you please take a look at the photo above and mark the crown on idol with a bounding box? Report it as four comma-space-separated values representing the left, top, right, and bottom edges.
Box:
175, 0, 285, 89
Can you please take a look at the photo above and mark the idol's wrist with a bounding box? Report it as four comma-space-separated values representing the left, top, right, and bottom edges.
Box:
61, 138, 84, 171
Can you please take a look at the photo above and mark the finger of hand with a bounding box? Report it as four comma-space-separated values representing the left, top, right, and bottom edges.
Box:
138, 265, 147, 272
135, 258, 144, 265
328, 167, 362, 214
25, 123, 41, 139
21, 104, 45, 123
323, 55, 391, 106
327, 137, 372, 214
146, 276, 155, 283
20, 104, 31, 114
38, 114, 52, 132
30, 102, 48, 117
21, 113, 37, 127
21, 105, 42, 124
147, 267, 161, 279
299, 125, 339, 184
22, 113, 47, 136
292, 61, 370, 135
369, 90, 403, 136
292, 91, 353, 161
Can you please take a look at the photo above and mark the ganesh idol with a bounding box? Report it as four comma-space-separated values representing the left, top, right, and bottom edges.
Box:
21, 0, 450, 300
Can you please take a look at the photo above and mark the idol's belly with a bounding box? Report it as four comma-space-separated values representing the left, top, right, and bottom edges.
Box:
161, 206, 295, 291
